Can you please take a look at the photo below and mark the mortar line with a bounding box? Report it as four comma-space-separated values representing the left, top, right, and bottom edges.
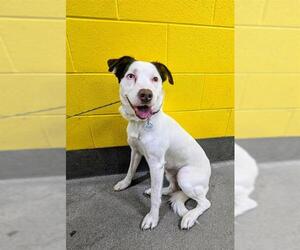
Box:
66, 34, 76, 72
283, 110, 295, 136
236, 24, 300, 29
236, 107, 300, 112
0, 36, 17, 72
211, 0, 217, 25
0, 72, 66, 75
89, 125, 96, 148
236, 79, 248, 110
115, 0, 120, 20
199, 74, 206, 109
0, 16, 65, 20
40, 122, 52, 148
225, 109, 233, 137
166, 24, 169, 64
260, 0, 269, 25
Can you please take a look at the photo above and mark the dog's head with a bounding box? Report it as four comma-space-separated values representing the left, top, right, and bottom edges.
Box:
107, 56, 173, 121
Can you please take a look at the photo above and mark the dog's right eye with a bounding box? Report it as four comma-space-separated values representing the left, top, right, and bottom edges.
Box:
126, 73, 135, 80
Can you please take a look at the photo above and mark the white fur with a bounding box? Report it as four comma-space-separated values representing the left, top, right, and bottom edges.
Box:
113, 61, 211, 230
235, 144, 258, 217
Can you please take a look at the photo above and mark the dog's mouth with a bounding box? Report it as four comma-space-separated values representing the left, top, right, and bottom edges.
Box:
125, 96, 153, 120
134, 105, 152, 120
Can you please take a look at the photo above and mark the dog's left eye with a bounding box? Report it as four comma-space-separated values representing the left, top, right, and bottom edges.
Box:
126, 73, 135, 80
152, 77, 159, 82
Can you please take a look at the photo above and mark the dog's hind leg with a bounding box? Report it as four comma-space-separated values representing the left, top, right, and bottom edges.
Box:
169, 191, 189, 217
177, 166, 211, 230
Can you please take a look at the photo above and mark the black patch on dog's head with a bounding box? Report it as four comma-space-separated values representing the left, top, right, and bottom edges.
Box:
107, 56, 136, 83
151, 62, 174, 85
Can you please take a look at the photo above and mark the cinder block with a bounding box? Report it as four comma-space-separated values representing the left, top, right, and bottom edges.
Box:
0, 115, 65, 150
67, 116, 95, 150
213, 0, 234, 26
201, 74, 234, 109
0, 75, 65, 115
239, 74, 300, 109
169, 109, 231, 138
118, 0, 213, 25
263, 0, 300, 27
40, 115, 66, 147
235, 0, 265, 25
0, 19, 65, 72
0, 0, 65, 18
67, 74, 119, 116
67, 19, 167, 72
163, 74, 204, 111
89, 115, 128, 148
67, 115, 127, 150
236, 27, 300, 73
67, 0, 117, 19
235, 110, 292, 138
168, 24, 234, 73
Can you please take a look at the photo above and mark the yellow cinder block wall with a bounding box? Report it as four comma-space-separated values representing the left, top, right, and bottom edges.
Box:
0, 1, 65, 151
66, 0, 234, 150
235, 0, 300, 138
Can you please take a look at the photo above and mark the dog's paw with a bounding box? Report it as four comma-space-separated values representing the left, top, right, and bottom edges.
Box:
235, 198, 257, 217
180, 211, 198, 230
143, 188, 151, 196
141, 213, 159, 230
170, 201, 189, 217
113, 179, 130, 191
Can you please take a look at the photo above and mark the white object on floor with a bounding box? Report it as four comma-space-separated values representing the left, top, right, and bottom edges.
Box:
235, 144, 258, 217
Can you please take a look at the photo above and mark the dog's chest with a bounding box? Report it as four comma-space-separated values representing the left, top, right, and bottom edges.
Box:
127, 122, 156, 150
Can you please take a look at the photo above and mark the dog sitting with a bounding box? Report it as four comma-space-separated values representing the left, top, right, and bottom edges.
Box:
108, 56, 211, 230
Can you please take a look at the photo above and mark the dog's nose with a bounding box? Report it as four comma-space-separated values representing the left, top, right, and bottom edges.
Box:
138, 89, 153, 103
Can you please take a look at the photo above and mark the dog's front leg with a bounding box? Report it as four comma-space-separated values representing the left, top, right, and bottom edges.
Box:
113, 149, 142, 191
141, 160, 164, 230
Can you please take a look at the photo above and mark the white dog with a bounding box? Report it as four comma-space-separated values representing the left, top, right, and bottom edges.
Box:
108, 56, 211, 230
235, 143, 258, 217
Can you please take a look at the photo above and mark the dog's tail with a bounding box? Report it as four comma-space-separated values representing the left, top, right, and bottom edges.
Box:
169, 191, 189, 217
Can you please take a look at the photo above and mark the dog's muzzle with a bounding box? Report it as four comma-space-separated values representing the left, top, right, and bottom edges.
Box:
125, 95, 160, 120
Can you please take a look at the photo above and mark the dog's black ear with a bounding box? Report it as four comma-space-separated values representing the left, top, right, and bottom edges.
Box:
107, 56, 135, 83
151, 62, 174, 85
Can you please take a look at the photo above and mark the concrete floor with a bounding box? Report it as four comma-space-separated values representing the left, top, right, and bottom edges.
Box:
0, 176, 65, 250
3, 159, 298, 250
67, 161, 234, 250
235, 160, 300, 250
